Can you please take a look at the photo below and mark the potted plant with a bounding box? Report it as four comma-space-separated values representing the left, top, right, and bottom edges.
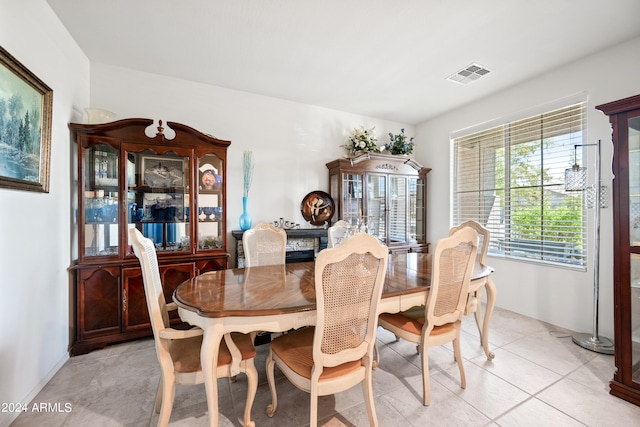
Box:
384, 128, 415, 155
342, 126, 380, 156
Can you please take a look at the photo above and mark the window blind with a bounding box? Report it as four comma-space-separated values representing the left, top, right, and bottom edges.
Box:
451, 102, 587, 268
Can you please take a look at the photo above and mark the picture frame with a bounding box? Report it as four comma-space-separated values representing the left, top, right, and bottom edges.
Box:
140, 155, 185, 188
0, 45, 53, 193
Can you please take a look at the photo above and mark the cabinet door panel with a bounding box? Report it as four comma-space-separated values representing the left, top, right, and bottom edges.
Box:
160, 263, 196, 309
122, 263, 196, 332
121, 268, 148, 332
77, 267, 120, 339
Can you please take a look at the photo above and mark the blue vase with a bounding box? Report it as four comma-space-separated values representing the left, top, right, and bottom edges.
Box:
239, 196, 252, 231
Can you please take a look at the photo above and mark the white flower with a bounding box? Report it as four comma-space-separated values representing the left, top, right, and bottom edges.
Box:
342, 126, 380, 155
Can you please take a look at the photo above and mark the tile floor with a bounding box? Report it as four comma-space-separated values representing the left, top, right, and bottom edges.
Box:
11, 306, 640, 427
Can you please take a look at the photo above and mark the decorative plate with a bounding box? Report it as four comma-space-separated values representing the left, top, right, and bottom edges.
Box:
300, 191, 335, 226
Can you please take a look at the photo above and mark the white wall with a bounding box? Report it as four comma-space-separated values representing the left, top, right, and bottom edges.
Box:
416, 36, 640, 338
89, 63, 413, 265
0, 1, 89, 426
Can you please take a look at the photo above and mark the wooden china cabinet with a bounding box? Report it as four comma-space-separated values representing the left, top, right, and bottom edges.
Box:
326, 153, 431, 253
69, 119, 230, 355
596, 94, 640, 406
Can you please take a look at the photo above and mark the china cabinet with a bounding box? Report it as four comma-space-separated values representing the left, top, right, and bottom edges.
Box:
596, 94, 640, 406
69, 118, 230, 355
326, 153, 431, 253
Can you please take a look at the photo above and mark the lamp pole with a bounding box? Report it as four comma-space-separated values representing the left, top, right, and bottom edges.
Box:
571, 140, 614, 354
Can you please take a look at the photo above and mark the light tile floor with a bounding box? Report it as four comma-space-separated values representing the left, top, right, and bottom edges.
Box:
11, 306, 640, 427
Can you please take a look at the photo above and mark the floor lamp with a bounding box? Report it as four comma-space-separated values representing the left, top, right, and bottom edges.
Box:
564, 139, 614, 354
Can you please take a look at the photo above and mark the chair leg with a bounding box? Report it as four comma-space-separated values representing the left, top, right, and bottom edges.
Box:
453, 334, 466, 390
243, 361, 258, 427
362, 364, 379, 427
310, 388, 319, 427
158, 374, 175, 427
265, 349, 278, 417
420, 344, 431, 406
373, 342, 379, 368
154, 376, 163, 414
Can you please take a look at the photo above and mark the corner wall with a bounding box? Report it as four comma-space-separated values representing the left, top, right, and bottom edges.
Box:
0, 1, 89, 426
88, 63, 413, 266
417, 36, 640, 338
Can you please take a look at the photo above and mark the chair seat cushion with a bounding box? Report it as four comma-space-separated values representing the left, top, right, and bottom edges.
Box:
169, 335, 203, 373
169, 332, 256, 373
270, 327, 362, 380
379, 312, 455, 337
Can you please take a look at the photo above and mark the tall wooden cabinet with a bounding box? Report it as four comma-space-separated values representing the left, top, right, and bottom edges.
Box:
69, 119, 230, 355
326, 153, 431, 253
596, 94, 640, 406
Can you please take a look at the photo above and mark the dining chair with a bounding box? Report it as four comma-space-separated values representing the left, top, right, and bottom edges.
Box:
265, 233, 389, 426
378, 227, 477, 405
448, 220, 489, 335
129, 228, 258, 427
327, 219, 350, 247
242, 222, 287, 267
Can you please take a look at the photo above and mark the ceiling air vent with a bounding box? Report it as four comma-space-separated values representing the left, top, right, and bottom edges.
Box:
447, 63, 491, 85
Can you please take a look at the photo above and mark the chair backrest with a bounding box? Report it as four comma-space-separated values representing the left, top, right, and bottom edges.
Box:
426, 227, 477, 330
242, 222, 287, 267
327, 219, 350, 247
449, 220, 489, 264
129, 227, 170, 336
313, 233, 389, 369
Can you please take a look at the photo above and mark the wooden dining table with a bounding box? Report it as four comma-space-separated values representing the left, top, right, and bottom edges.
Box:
173, 252, 495, 427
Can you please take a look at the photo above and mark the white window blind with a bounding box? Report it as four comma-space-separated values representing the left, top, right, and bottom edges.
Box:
451, 102, 587, 267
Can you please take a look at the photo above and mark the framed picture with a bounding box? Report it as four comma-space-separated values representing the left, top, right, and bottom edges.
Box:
141, 155, 185, 188
0, 45, 53, 192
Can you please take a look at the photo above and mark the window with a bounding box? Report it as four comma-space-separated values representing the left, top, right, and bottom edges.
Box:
451, 102, 587, 268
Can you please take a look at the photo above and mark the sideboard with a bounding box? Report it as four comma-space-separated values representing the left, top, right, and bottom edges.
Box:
231, 228, 328, 267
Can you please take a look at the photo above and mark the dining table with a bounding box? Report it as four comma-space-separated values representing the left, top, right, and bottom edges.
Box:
173, 252, 496, 427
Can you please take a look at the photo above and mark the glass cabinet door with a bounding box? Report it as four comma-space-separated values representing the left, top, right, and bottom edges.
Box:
196, 153, 224, 250
414, 177, 426, 242
125, 148, 190, 254
84, 142, 119, 257
366, 174, 386, 242
628, 115, 640, 384
341, 173, 363, 225
389, 176, 410, 245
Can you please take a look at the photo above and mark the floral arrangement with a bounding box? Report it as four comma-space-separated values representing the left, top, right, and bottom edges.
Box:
342, 126, 380, 155
384, 128, 415, 155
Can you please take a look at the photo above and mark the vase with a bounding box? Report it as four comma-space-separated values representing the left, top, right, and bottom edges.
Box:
84, 107, 117, 124
239, 196, 252, 231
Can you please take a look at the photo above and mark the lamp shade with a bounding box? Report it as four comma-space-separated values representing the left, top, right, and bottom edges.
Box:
565, 165, 587, 191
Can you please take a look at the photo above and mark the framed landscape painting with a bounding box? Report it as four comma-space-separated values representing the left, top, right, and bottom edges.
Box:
0, 45, 53, 192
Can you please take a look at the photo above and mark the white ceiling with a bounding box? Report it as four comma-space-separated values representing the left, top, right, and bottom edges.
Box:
46, 0, 640, 124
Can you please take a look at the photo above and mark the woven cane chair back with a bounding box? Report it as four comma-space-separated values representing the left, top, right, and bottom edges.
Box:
243, 222, 287, 267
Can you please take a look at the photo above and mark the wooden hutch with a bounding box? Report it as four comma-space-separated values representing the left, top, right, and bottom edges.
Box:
69, 119, 229, 355
326, 153, 431, 253
596, 94, 640, 406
